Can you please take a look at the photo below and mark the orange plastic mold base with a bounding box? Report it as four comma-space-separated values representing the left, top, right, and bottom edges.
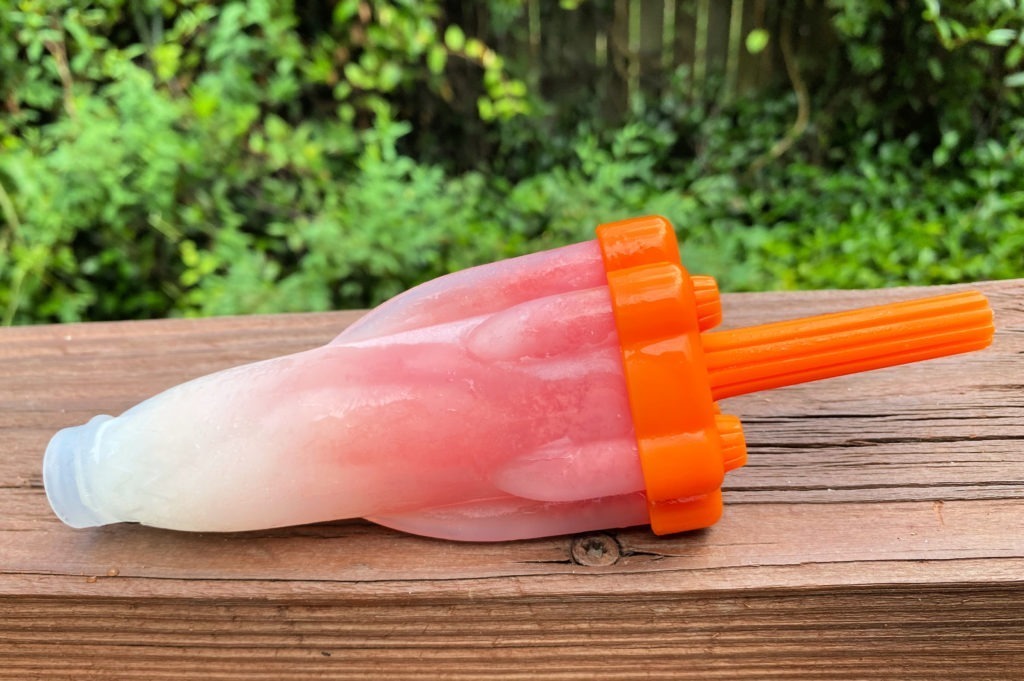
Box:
597, 216, 745, 535
596, 216, 993, 536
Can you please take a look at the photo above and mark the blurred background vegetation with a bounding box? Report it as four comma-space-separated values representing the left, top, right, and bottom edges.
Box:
1, 0, 1022, 324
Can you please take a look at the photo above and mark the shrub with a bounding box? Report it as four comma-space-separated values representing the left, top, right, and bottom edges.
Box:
0, 0, 526, 323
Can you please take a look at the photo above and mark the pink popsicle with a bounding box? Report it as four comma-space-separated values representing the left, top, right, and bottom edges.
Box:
44, 241, 650, 539
42, 216, 994, 541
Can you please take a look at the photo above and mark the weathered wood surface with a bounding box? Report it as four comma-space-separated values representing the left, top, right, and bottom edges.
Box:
2, 280, 1022, 680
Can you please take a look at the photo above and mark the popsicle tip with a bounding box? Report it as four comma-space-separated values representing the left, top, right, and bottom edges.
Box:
44, 415, 116, 529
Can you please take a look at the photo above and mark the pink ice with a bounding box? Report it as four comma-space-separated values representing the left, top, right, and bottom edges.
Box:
44, 241, 651, 540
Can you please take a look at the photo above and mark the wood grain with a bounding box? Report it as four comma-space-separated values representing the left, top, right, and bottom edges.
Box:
2, 281, 1022, 679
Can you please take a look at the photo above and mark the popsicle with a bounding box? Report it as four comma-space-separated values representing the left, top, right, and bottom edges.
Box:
42, 216, 995, 541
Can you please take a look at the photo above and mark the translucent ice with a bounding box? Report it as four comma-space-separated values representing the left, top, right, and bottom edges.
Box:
44, 241, 651, 540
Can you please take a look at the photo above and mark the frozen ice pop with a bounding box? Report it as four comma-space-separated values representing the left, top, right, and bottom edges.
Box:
43, 217, 995, 541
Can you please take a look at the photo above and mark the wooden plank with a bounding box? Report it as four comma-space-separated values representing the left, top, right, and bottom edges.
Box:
705, 0, 732, 84
724, 0, 745, 97
546, 1, 600, 106
2, 280, 1023, 678
673, 0, 697, 83
693, 0, 709, 89
736, 0, 770, 95
638, 0, 666, 94
605, 0, 631, 119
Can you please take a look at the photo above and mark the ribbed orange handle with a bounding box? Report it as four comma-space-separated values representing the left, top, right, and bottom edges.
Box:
703, 291, 994, 400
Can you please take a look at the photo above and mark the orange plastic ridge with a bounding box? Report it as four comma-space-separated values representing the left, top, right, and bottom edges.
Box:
596, 215, 995, 537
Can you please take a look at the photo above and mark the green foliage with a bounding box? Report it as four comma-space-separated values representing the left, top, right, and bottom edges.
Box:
1, 0, 1022, 325
0, 0, 528, 323
823, 0, 1022, 147
489, 86, 1024, 293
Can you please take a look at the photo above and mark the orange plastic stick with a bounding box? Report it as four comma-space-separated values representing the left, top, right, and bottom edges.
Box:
702, 291, 993, 400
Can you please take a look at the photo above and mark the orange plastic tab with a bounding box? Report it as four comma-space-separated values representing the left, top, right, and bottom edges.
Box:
691, 275, 723, 331
597, 215, 681, 270
647, 490, 724, 536
596, 215, 994, 537
715, 414, 747, 472
597, 216, 721, 331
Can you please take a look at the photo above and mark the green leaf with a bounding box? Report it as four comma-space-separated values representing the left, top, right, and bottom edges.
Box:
427, 44, 447, 75
985, 29, 1017, 47
192, 86, 218, 118
378, 62, 402, 91
333, 0, 360, 25
465, 38, 485, 59
1007, 43, 1024, 69
745, 29, 770, 55
151, 43, 182, 82
443, 25, 465, 52
1005, 71, 1024, 87
265, 114, 289, 140
477, 96, 495, 121
505, 80, 527, 98
344, 62, 372, 89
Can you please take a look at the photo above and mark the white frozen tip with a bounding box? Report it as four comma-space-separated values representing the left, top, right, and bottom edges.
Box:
43, 415, 118, 529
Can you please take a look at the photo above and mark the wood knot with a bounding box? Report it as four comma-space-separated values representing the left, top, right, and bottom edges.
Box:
570, 533, 621, 567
